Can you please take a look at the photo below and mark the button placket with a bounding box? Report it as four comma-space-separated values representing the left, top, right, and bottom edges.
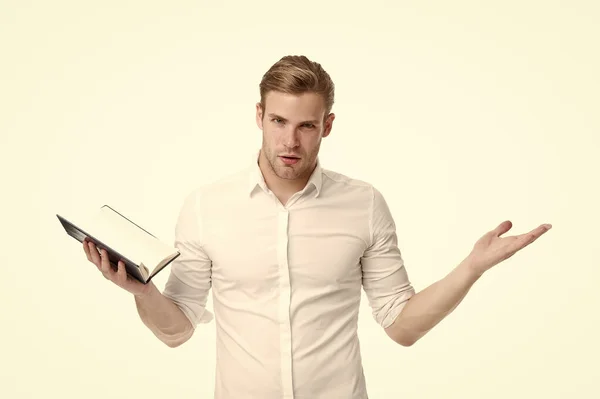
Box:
277, 207, 293, 397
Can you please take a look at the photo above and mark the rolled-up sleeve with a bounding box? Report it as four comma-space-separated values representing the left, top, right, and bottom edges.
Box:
162, 190, 214, 328
361, 187, 415, 329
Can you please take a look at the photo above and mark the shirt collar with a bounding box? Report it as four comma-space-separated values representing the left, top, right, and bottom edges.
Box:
248, 150, 323, 198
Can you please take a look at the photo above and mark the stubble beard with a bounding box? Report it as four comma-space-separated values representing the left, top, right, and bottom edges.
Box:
263, 140, 320, 181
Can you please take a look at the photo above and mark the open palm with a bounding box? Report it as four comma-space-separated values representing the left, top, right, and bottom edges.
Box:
468, 220, 552, 275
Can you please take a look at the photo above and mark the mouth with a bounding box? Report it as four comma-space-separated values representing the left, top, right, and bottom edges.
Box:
279, 155, 301, 165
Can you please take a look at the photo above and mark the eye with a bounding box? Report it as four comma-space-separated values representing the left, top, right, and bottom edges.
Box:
272, 118, 283, 124
302, 123, 315, 129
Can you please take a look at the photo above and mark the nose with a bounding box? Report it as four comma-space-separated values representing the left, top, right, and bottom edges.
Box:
283, 127, 300, 148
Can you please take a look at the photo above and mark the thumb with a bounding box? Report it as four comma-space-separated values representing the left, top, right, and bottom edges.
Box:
494, 220, 513, 237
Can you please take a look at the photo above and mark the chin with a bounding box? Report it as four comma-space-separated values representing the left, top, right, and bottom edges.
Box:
275, 168, 302, 180
265, 152, 308, 180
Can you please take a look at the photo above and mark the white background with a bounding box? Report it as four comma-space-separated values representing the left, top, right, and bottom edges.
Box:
1, 1, 598, 398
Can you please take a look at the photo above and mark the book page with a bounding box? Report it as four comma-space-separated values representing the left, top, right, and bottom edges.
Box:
87, 207, 177, 268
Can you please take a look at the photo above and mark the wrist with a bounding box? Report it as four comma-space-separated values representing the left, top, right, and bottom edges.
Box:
134, 281, 157, 299
457, 256, 485, 282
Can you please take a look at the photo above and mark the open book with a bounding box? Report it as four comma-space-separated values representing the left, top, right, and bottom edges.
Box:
57, 205, 180, 284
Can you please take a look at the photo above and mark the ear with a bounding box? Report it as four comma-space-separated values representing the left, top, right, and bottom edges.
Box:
322, 113, 335, 138
255, 102, 264, 130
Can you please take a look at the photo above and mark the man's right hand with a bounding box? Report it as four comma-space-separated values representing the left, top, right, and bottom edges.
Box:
83, 239, 153, 297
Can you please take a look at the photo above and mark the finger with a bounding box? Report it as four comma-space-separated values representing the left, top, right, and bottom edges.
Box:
524, 224, 552, 241
513, 224, 552, 250
116, 262, 143, 291
83, 239, 91, 261
99, 249, 111, 274
116, 260, 128, 286
88, 242, 101, 267
99, 249, 114, 277
494, 220, 513, 237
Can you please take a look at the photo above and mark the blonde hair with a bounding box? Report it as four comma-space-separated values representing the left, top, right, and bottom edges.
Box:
259, 55, 335, 118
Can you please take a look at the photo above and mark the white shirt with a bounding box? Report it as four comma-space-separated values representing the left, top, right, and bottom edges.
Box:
162, 153, 416, 399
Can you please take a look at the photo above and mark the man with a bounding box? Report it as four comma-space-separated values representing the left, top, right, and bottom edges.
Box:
83, 55, 552, 398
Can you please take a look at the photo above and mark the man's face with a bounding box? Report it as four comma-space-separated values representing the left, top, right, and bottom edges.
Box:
256, 91, 335, 181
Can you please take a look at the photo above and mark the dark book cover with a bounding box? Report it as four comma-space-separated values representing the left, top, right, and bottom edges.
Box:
57, 214, 154, 284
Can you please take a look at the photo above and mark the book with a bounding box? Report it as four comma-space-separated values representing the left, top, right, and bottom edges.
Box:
57, 205, 180, 284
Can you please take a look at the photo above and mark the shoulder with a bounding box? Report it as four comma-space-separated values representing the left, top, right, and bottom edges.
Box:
322, 168, 372, 188
321, 168, 395, 239
321, 168, 386, 202
322, 167, 394, 220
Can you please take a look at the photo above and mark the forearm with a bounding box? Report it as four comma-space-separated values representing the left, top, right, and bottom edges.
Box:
385, 257, 482, 346
134, 282, 194, 347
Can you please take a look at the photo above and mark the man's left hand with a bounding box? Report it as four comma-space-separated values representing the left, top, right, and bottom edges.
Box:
466, 220, 552, 276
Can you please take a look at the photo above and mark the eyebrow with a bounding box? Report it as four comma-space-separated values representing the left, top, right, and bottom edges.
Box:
267, 113, 320, 125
